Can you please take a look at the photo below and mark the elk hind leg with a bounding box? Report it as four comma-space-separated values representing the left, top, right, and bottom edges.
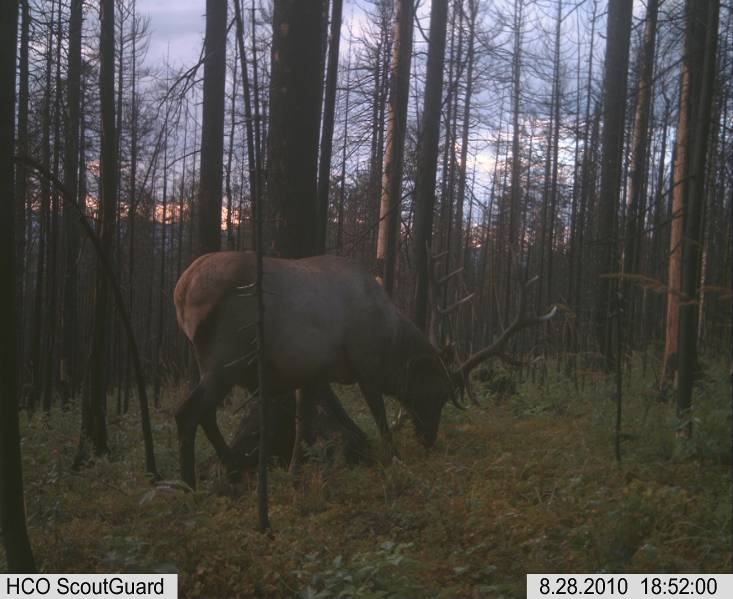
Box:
288, 388, 308, 475
175, 372, 233, 489
201, 410, 238, 478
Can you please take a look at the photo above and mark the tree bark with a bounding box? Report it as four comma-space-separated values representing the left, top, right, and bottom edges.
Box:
662, 0, 709, 382
504, 0, 523, 318
593, 0, 633, 367
376, 0, 414, 294
61, 0, 83, 404
544, 0, 562, 310
676, 0, 719, 435
14, 0, 29, 400
29, 3, 55, 413
336, 49, 352, 253
316, 0, 344, 253
233, 0, 257, 248
412, 0, 450, 334
80, 0, 117, 461
622, 0, 658, 349
455, 0, 478, 272
0, 0, 36, 572
197, 0, 227, 255
268, 0, 324, 258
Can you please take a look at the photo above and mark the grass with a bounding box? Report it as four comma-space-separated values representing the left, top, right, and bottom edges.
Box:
2, 356, 731, 598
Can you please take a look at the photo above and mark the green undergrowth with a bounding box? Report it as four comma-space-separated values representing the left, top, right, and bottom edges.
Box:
3, 356, 731, 598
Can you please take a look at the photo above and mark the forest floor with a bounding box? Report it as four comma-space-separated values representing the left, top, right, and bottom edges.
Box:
4, 356, 732, 598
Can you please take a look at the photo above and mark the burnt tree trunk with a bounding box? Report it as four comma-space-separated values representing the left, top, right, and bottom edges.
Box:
376, 0, 414, 295
413, 0, 450, 334
676, 0, 719, 436
197, 0, 227, 255
78, 0, 117, 462
268, 0, 323, 258
504, 0, 523, 319
0, 0, 36, 572
593, 0, 633, 367
61, 0, 83, 404
14, 0, 29, 400
662, 0, 709, 382
316, 0, 344, 253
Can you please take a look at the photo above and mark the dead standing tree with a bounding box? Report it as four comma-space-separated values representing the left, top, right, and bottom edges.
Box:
413, 0, 450, 334
592, 0, 633, 368
376, 0, 414, 295
197, 0, 227, 255
79, 0, 118, 463
0, 0, 36, 573
676, 0, 720, 437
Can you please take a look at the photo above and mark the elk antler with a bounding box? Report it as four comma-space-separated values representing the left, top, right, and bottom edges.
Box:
427, 247, 473, 346
455, 275, 557, 379
426, 247, 480, 405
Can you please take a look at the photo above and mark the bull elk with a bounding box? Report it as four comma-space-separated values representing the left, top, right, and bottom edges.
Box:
174, 251, 555, 488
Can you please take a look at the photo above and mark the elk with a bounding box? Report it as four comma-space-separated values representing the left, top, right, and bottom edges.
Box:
174, 251, 555, 488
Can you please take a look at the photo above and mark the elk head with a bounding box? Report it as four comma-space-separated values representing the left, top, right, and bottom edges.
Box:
400, 352, 458, 446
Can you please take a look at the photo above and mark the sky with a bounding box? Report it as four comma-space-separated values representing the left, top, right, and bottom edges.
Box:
132, 0, 629, 203
137, 0, 369, 71
138, 0, 205, 68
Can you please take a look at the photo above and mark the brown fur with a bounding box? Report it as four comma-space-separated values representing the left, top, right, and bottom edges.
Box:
174, 251, 453, 487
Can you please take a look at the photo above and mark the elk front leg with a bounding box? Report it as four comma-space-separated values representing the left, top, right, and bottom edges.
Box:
358, 383, 397, 464
315, 384, 373, 463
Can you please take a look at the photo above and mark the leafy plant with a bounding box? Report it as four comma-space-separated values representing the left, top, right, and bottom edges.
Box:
293, 542, 424, 599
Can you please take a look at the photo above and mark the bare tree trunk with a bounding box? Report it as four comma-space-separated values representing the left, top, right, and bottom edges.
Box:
437, 0, 458, 261
572, 0, 597, 314
44, 0, 65, 412
29, 5, 54, 414
316, 0, 344, 253
336, 52, 353, 255
376, 0, 413, 294
233, 0, 257, 247
79, 0, 117, 461
61, 0, 83, 406
413, 0, 449, 334
197, 0, 227, 255
440, 2, 463, 312
544, 0, 562, 310
154, 123, 170, 407
124, 0, 139, 412
622, 0, 658, 349
593, 0, 633, 367
225, 44, 238, 251
504, 0, 523, 318
677, 0, 719, 436
0, 0, 36, 572
455, 0, 478, 271
648, 96, 671, 341
268, 0, 323, 258
662, 0, 708, 382
14, 0, 29, 401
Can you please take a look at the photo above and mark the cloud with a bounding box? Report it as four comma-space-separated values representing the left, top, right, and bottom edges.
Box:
138, 0, 203, 68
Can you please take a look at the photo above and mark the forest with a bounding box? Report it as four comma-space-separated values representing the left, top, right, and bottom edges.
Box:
0, 0, 731, 596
